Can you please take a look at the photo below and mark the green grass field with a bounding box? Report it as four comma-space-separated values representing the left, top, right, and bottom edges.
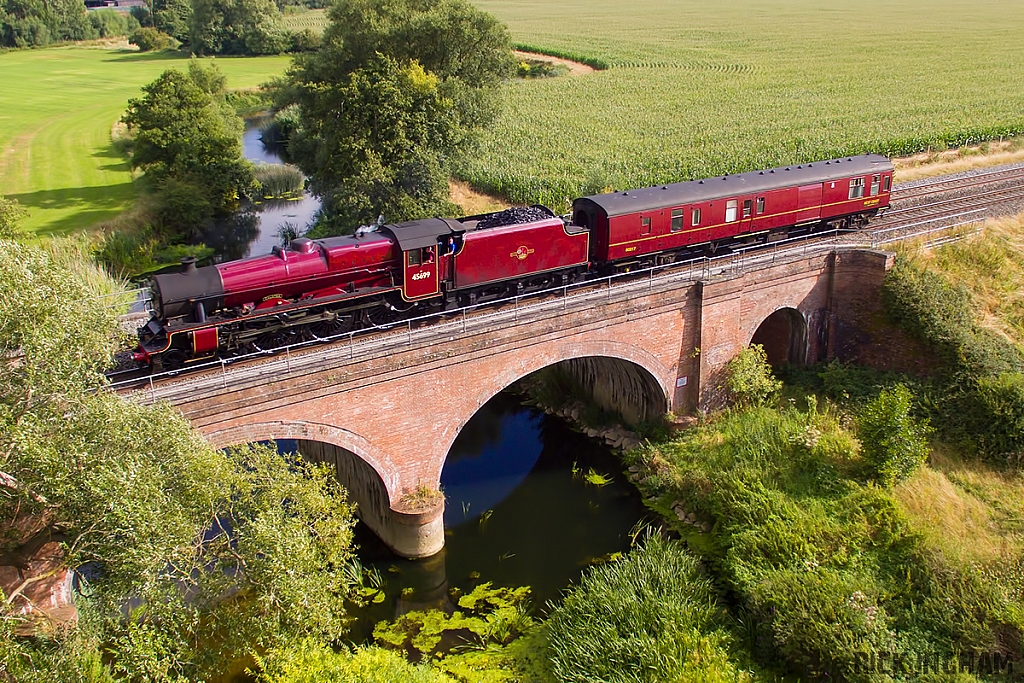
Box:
0, 45, 290, 236
463, 0, 1024, 210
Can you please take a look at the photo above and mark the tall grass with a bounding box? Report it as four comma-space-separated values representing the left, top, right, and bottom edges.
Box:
547, 533, 749, 683
254, 164, 305, 199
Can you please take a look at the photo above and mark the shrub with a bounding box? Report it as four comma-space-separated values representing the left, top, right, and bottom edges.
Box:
724, 344, 782, 407
547, 533, 749, 683
258, 641, 455, 683
0, 195, 28, 238
129, 27, 178, 52
857, 384, 932, 487
89, 9, 139, 38
289, 27, 320, 52
151, 178, 214, 238
750, 568, 897, 681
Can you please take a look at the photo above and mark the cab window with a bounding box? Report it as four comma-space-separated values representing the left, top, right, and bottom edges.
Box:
407, 250, 421, 267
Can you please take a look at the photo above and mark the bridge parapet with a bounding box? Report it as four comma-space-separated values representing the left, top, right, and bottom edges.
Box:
132, 246, 893, 557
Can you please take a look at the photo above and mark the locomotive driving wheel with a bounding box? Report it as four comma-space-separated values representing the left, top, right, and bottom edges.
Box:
160, 349, 187, 372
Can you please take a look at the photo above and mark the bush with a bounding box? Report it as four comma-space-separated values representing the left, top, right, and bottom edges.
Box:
258, 641, 455, 683
129, 27, 178, 51
88, 9, 139, 38
547, 533, 749, 683
289, 27, 320, 52
881, 258, 1024, 458
857, 384, 932, 487
151, 178, 214, 238
724, 344, 782, 407
0, 195, 28, 238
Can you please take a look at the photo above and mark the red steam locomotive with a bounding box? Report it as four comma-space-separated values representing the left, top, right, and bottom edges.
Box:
133, 154, 894, 371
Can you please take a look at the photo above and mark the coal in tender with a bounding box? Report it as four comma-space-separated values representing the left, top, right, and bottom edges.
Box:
476, 206, 552, 229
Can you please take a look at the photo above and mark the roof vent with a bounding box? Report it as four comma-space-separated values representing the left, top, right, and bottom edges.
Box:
785, 167, 790, 171
699, 180, 704, 184
797, 165, 802, 169
770, 170, 775, 174
759, 171, 764, 175
662, 186, 668, 190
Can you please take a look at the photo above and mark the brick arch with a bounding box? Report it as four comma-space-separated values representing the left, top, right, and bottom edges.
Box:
746, 305, 809, 367
430, 339, 673, 483
203, 420, 400, 499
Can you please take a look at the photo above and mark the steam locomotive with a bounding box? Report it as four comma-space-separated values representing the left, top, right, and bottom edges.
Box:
133, 154, 894, 371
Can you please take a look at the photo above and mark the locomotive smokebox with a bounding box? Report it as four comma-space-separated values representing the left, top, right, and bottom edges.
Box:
151, 260, 225, 321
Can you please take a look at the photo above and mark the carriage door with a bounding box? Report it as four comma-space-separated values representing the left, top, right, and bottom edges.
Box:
739, 197, 754, 233
403, 246, 439, 300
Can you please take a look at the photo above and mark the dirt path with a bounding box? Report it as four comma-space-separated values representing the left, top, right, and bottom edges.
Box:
449, 180, 508, 215
513, 50, 596, 76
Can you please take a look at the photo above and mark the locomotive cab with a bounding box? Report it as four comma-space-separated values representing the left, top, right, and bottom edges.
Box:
381, 217, 465, 302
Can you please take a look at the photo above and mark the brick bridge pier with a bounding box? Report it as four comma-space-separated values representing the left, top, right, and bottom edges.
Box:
158, 248, 893, 558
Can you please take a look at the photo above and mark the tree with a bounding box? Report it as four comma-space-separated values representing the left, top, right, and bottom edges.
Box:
121, 65, 255, 226
0, 239, 359, 680
1, 0, 95, 47
0, 195, 27, 238
152, 0, 191, 44
857, 384, 932, 486
284, 0, 514, 233
189, 0, 288, 56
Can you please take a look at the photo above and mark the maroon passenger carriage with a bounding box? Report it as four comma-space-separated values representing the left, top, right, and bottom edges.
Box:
133, 154, 892, 371
573, 153, 893, 268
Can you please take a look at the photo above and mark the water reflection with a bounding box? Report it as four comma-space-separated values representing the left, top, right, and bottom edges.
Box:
200, 210, 260, 263
346, 392, 648, 644
202, 123, 322, 262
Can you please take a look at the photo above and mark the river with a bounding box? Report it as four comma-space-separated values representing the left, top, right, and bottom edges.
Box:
237, 124, 648, 651
343, 390, 649, 644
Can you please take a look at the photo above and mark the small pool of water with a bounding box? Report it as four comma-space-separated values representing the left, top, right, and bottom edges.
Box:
204, 123, 322, 261
346, 392, 649, 644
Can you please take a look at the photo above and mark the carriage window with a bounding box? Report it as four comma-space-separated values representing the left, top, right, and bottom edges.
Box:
671, 209, 683, 231
725, 200, 738, 222
743, 199, 753, 218
870, 174, 880, 196
883, 175, 891, 192
849, 177, 865, 199
756, 197, 765, 214
407, 250, 421, 267
691, 208, 702, 226
641, 216, 651, 234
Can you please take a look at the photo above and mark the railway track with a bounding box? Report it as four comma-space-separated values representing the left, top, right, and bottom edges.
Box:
891, 163, 1024, 204
109, 160, 1024, 394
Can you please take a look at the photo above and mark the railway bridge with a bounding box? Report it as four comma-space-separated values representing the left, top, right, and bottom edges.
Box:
138, 246, 894, 558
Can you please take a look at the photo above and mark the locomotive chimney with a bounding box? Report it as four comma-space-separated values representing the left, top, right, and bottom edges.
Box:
180, 257, 198, 274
